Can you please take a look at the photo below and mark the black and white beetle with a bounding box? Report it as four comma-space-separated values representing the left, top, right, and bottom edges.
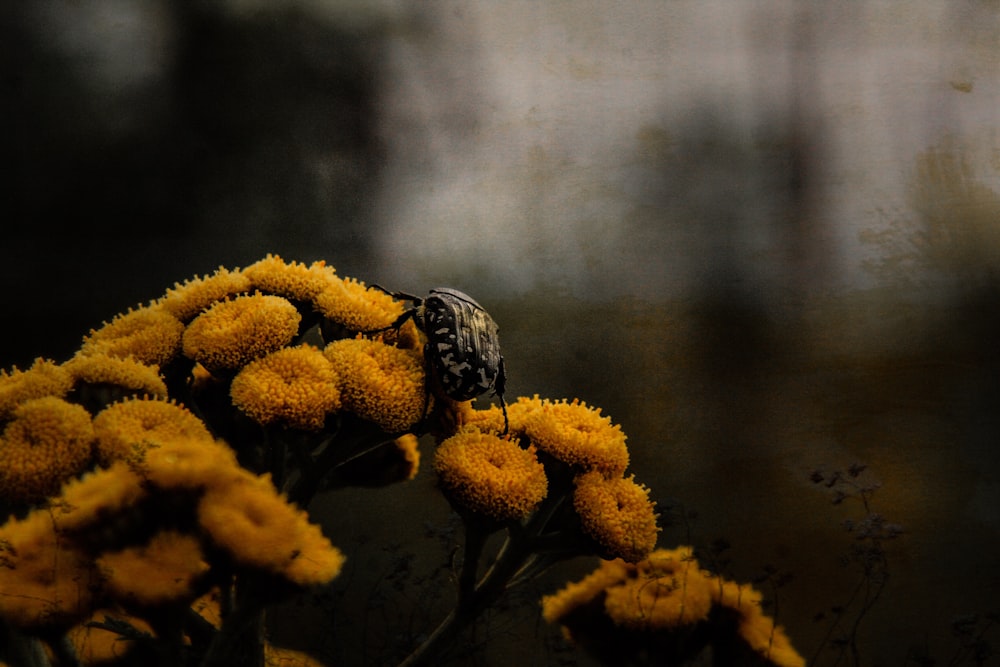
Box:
373, 286, 508, 434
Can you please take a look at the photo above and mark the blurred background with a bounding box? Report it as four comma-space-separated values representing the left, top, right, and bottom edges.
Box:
3, 1, 999, 664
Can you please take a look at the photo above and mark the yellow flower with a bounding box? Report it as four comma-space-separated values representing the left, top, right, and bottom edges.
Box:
182, 293, 302, 373
92, 397, 214, 466
714, 580, 805, 667
523, 399, 629, 476
198, 473, 344, 586
324, 338, 425, 433
0, 358, 73, 421
63, 353, 168, 400
137, 437, 245, 492
572, 471, 659, 563
230, 346, 340, 431
313, 276, 403, 334
0, 396, 94, 504
98, 531, 210, 608
155, 266, 252, 322
244, 254, 339, 303
434, 430, 548, 520
78, 306, 184, 367
0, 510, 97, 629
603, 547, 715, 629
198, 475, 303, 572
54, 462, 147, 534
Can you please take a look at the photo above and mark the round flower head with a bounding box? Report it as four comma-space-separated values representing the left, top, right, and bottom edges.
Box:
230, 345, 340, 431
324, 338, 425, 433
137, 437, 245, 492
63, 353, 168, 400
314, 275, 403, 334
0, 396, 94, 504
78, 306, 184, 367
182, 293, 302, 373
0, 358, 73, 421
603, 547, 715, 629
98, 531, 210, 608
0, 510, 97, 629
573, 471, 659, 563
434, 430, 548, 520
92, 397, 215, 466
523, 399, 629, 476
198, 473, 344, 585
156, 266, 252, 322
53, 461, 147, 533
243, 254, 338, 303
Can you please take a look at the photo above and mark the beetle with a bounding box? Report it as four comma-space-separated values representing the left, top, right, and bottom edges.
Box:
372, 286, 508, 434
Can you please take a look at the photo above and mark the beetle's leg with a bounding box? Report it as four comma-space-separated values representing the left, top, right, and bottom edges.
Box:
370, 284, 423, 303
498, 395, 509, 436
362, 308, 416, 335
495, 356, 509, 436
420, 342, 434, 423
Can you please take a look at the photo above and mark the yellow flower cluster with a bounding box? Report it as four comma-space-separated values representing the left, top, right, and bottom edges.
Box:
324, 338, 426, 433
231, 345, 341, 431
433, 430, 548, 520
0, 396, 94, 503
541, 547, 806, 667
455, 396, 656, 562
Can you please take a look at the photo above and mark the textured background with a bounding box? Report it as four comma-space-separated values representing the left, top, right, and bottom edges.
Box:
3, 2, 999, 664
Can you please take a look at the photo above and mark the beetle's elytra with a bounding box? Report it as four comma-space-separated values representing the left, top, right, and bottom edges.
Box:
373, 286, 509, 434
